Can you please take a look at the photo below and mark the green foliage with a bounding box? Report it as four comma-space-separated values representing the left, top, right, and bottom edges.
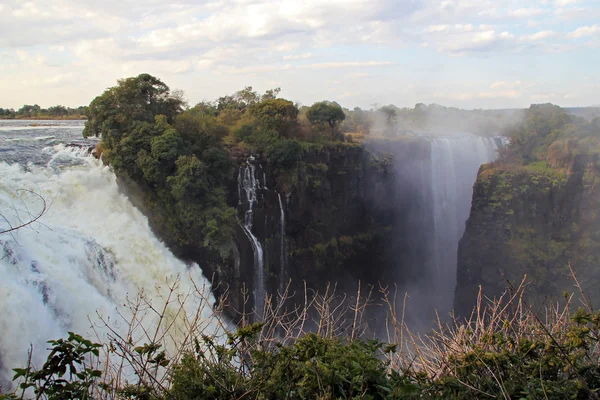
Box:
232, 122, 257, 143
170, 331, 398, 400
5, 301, 600, 400
249, 98, 299, 137
6, 332, 103, 400
82, 74, 235, 257
83, 73, 183, 140
265, 139, 304, 169
306, 101, 346, 139
0, 104, 87, 119
502, 103, 600, 166
405, 308, 600, 399
293, 232, 375, 270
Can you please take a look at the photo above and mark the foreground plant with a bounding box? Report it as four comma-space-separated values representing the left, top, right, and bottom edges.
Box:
3, 275, 600, 399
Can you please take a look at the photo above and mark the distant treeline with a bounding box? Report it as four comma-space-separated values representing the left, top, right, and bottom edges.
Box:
0, 104, 88, 119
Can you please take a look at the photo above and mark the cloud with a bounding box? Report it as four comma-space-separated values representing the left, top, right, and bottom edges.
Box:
568, 24, 600, 38
555, 0, 577, 5
0, 0, 598, 108
433, 29, 516, 55
344, 72, 371, 79
283, 52, 313, 60
490, 80, 523, 89
297, 61, 393, 69
520, 30, 557, 41
510, 8, 546, 18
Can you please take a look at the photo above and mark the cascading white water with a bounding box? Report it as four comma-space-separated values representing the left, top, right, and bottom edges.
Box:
237, 160, 265, 315
429, 135, 499, 314
0, 144, 219, 386
277, 193, 286, 294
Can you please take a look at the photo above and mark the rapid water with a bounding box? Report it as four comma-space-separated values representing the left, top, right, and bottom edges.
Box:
0, 121, 219, 387
428, 135, 499, 316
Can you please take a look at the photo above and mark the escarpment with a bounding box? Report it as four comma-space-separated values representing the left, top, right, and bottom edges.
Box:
455, 120, 600, 317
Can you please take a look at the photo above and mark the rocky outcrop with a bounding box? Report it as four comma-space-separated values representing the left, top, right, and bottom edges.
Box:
454, 155, 600, 317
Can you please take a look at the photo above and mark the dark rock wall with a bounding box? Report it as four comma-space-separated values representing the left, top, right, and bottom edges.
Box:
454, 155, 600, 317
115, 139, 436, 324
230, 141, 433, 318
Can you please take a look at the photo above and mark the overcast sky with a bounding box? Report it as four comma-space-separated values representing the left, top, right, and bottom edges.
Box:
1, 0, 599, 110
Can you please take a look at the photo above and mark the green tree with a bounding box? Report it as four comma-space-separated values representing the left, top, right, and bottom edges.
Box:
83, 73, 183, 140
306, 101, 346, 140
80, 74, 235, 257
250, 98, 299, 136
262, 87, 281, 100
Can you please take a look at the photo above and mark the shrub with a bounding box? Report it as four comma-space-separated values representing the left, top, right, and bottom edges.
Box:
266, 139, 304, 169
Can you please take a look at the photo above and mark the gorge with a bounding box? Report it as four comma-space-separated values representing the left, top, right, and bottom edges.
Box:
4, 76, 600, 397
219, 136, 502, 327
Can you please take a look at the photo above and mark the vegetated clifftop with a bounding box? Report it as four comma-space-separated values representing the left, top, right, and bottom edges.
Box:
455, 105, 600, 317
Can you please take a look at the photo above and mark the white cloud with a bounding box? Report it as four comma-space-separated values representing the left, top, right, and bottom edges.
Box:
568, 25, 600, 38
297, 61, 393, 69
520, 30, 557, 41
510, 8, 545, 18
0, 0, 597, 108
344, 72, 371, 79
432, 28, 516, 55
490, 80, 523, 89
283, 52, 313, 60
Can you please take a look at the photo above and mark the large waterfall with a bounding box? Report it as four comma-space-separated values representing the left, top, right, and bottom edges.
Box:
427, 135, 500, 316
0, 138, 219, 387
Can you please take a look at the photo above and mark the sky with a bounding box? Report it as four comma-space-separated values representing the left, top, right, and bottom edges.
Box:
0, 0, 599, 110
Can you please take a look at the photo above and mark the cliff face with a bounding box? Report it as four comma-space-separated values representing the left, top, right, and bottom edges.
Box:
227, 140, 432, 317
113, 138, 435, 321
455, 155, 600, 316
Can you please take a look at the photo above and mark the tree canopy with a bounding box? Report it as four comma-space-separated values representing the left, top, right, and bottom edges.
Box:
83, 73, 184, 140
306, 101, 346, 130
83, 73, 234, 257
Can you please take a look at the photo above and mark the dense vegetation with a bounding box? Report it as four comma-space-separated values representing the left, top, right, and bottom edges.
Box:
82, 74, 355, 258
3, 280, 600, 399
0, 104, 88, 119
498, 103, 600, 166
455, 103, 600, 317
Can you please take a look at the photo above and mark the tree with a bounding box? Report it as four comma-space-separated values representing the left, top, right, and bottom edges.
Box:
48, 105, 68, 116
306, 101, 346, 139
379, 105, 397, 136
17, 104, 41, 117
217, 87, 259, 112
262, 87, 281, 100
250, 98, 299, 136
83, 73, 183, 140
379, 105, 397, 125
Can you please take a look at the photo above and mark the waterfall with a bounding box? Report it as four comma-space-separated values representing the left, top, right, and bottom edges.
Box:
0, 144, 219, 387
277, 193, 286, 294
429, 135, 499, 315
237, 160, 265, 316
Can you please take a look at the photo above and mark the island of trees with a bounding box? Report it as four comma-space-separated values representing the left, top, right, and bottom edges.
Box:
0, 104, 88, 119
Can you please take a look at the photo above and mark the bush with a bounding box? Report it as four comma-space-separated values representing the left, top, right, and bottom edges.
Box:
266, 139, 304, 169
4, 275, 600, 399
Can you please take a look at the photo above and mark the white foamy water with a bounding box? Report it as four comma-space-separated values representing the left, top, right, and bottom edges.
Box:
0, 144, 219, 386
